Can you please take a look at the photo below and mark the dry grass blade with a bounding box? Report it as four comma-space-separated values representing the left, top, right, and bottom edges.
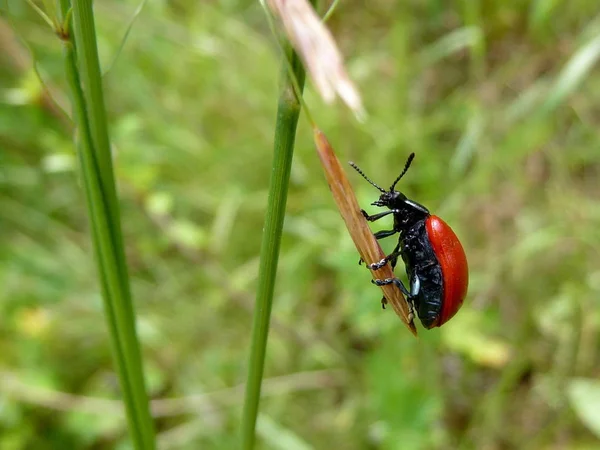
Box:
266, 0, 365, 119
313, 128, 417, 336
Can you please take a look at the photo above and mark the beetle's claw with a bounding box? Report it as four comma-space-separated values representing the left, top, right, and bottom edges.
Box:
372, 278, 394, 286
381, 296, 388, 309
368, 258, 388, 270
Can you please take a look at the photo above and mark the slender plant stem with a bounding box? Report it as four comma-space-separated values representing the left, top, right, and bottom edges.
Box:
322, 0, 341, 22
58, 1, 155, 449
240, 44, 307, 450
260, 0, 315, 127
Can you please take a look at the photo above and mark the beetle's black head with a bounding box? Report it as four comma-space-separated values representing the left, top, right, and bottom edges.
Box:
349, 153, 415, 210
371, 190, 406, 208
350, 153, 429, 228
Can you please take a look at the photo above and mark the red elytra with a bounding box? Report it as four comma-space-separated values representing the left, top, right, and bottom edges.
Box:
425, 215, 469, 326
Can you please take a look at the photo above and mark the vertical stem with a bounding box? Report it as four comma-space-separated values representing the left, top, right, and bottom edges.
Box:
58, 1, 155, 448
240, 44, 306, 449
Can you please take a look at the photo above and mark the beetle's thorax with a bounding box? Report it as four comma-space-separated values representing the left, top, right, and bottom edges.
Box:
373, 190, 430, 233
394, 207, 429, 234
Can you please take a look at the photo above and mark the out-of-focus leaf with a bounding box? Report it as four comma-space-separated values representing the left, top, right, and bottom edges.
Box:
15, 307, 51, 337
167, 219, 206, 250
41, 153, 75, 173
257, 414, 313, 450
442, 310, 512, 368
145, 192, 174, 217
451, 110, 483, 176
420, 26, 483, 67
542, 33, 600, 113
503, 80, 548, 125
535, 282, 581, 340
567, 378, 600, 438
529, 0, 561, 34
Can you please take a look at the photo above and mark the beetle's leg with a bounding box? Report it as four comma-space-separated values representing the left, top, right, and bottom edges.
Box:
368, 257, 390, 270
381, 296, 387, 309
372, 277, 409, 295
368, 243, 401, 270
389, 249, 400, 271
407, 303, 415, 322
358, 231, 398, 266
361, 209, 399, 222
372, 278, 415, 322
359, 210, 399, 265
360, 231, 397, 266
373, 229, 397, 240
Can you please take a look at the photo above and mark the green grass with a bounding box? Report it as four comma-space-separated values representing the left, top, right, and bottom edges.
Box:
241, 37, 307, 450
56, 0, 155, 448
2, 0, 600, 449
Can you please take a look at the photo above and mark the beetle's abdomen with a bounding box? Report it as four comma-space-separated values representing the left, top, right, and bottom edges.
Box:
401, 220, 444, 328
425, 215, 469, 326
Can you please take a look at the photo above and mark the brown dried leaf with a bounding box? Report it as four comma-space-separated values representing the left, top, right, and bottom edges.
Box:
313, 128, 417, 336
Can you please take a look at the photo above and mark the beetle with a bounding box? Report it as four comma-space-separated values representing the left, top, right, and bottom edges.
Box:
349, 153, 468, 328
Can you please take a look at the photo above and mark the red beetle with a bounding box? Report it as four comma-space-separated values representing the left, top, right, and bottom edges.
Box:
350, 154, 468, 328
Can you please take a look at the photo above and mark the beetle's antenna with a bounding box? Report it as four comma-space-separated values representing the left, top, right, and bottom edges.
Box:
390, 153, 415, 191
349, 162, 386, 193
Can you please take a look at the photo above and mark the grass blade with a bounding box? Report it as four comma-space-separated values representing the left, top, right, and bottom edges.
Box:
240, 42, 306, 450
58, 1, 156, 448
541, 33, 600, 113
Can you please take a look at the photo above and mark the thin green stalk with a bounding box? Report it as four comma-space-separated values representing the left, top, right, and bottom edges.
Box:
260, 0, 315, 127
322, 0, 340, 22
57, 1, 155, 449
240, 43, 307, 450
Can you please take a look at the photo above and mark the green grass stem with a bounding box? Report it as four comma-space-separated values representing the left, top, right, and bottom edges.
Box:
240, 43, 307, 450
57, 1, 155, 449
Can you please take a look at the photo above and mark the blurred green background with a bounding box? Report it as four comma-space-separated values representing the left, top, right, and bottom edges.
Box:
2, 0, 600, 449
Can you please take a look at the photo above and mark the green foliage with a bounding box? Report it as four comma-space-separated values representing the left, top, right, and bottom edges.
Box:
568, 378, 600, 439
2, 0, 600, 449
